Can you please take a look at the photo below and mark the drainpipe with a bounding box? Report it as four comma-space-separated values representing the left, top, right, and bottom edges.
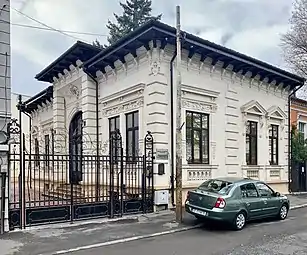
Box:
82, 67, 100, 201
170, 51, 177, 206
288, 83, 304, 193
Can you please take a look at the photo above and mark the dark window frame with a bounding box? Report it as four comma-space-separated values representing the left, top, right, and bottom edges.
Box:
298, 122, 306, 141
186, 111, 210, 164
125, 111, 139, 162
269, 124, 279, 165
109, 115, 121, 164
34, 138, 39, 167
246, 120, 258, 166
109, 115, 120, 136
44, 134, 50, 167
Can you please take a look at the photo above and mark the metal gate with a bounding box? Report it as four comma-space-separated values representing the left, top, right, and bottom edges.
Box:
7, 118, 154, 230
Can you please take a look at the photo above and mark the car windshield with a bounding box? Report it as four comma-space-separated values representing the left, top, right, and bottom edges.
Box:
198, 179, 234, 195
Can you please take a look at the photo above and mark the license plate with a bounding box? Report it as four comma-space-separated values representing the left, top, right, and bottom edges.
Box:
190, 207, 208, 216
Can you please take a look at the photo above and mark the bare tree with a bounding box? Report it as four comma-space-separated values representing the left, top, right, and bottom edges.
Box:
281, 0, 307, 79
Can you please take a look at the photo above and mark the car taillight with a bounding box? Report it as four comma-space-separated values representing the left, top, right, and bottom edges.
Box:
214, 197, 226, 208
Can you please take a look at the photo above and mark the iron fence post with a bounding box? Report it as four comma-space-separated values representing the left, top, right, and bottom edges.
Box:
0, 172, 6, 234
120, 147, 124, 217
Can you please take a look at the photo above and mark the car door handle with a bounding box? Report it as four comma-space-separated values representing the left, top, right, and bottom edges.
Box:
246, 202, 250, 206
263, 201, 267, 204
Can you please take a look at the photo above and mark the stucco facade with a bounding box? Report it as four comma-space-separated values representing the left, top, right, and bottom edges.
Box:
23, 21, 304, 208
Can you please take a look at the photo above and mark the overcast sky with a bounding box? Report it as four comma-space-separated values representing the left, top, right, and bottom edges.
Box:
10, 0, 294, 96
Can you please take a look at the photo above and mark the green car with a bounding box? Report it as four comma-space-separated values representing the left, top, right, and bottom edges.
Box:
185, 177, 290, 230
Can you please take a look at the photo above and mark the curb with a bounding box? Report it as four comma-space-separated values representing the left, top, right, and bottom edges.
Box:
51, 223, 202, 255
10, 210, 175, 233
290, 203, 307, 210
11, 202, 307, 233
10, 216, 139, 233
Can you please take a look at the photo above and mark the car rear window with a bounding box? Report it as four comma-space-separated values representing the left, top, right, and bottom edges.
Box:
198, 179, 234, 195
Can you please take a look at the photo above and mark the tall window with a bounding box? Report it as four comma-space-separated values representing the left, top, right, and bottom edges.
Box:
269, 124, 278, 165
126, 111, 139, 161
45, 134, 50, 167
186, 111, 209, 164
109, 116, 120, 163
299, 122, 306, 140
34, 138, 39, 166
109, 116, 120, 136
246, 121, 257, 165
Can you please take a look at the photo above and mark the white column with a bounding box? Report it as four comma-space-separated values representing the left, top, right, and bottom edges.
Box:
53, 87, 66, 154
81, 74, 98, 186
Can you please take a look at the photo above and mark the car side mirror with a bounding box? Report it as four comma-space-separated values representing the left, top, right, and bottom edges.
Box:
275, 192, 281, 197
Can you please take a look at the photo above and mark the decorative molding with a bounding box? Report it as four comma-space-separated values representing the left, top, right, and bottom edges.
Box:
149, 60, 161, 76
182, 99, 217, 113
102, 98, 144, 117
266, 105, 287, 120
181, 84, 220, 99
211, 141, 216, 160
266, 105, 287, 139
187, 169, 211, 181
241, 100, 267, 116
100, 83, 145, 105
52, 63, 81, 86
69, 84, 80, 99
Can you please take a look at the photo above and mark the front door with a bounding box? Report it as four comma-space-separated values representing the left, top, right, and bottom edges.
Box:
69, 112, 83, 184
240, 183, 265, 219
255, 182, 280, 216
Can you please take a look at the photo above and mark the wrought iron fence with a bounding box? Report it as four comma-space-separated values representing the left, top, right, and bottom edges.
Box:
7, 117, 155, 230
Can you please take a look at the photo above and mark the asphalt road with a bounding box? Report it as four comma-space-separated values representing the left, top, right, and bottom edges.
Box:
73, 207, 307, 255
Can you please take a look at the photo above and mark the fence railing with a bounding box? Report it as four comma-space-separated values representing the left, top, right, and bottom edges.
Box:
0, 172, 7, 234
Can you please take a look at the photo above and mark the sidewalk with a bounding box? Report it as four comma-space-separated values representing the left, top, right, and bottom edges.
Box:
1, 194, 307, 255
0, 211, 198, 255
288, 194, 307, 209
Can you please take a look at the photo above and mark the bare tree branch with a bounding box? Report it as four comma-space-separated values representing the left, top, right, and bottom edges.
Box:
281, 0, 307, 97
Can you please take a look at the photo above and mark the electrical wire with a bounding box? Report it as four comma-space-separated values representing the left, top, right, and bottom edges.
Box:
0, 19, 108, 37
11, 6, 91, 42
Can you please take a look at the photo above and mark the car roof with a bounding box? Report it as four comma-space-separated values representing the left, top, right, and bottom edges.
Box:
213, 177, 258, 185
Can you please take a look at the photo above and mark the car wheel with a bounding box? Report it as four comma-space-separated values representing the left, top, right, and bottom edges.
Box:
233, 212, 246, 231
278, 204, 288, 220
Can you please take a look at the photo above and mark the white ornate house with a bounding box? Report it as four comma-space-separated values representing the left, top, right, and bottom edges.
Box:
22, 20, 305, 206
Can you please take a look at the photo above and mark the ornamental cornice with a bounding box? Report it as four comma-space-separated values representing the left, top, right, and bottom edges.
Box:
182, 99, 217, 113
102, 98, 144, 117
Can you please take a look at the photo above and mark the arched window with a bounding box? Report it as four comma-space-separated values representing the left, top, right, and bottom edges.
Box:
69, 111, 83, 184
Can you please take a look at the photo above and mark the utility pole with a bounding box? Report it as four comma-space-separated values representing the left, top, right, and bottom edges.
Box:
175, 5, 183, 223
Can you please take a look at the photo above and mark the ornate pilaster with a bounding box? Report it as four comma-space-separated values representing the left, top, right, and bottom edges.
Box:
81, 74, 98, 155
52, 87, 66, 154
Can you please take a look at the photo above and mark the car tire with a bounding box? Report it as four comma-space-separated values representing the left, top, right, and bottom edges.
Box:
278, 204, 289, 220
232, 211, 246, 231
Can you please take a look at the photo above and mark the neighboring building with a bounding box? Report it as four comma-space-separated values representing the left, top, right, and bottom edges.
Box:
290, 96, 307, 192
0, 0, 10, 130
0, 0, 10, 233
18, 20, 305, 216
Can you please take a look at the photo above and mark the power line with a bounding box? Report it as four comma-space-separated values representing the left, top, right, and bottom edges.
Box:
11, 6, 91, 42
7, 21, 107, 37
